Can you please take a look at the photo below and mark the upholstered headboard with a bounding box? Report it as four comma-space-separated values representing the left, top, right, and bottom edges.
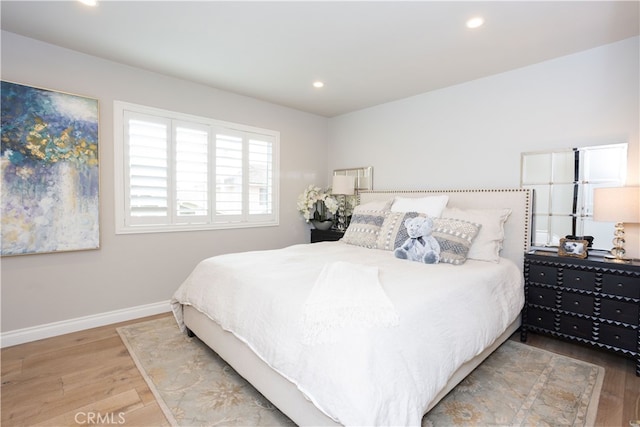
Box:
358, 189, 533, 269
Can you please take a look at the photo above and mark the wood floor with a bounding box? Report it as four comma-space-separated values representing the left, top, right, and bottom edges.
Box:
2, 313, 639, 426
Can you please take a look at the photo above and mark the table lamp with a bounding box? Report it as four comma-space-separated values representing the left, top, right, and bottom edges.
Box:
593, 186, 640, 263
332, 175, 355, 231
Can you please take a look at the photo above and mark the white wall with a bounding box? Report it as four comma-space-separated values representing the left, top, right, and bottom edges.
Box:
3, 31, 638, 341
328, 36, 640, 258
1, 31, 329, 335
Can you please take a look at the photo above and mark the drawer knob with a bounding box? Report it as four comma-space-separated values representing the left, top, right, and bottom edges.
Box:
538, 295, 544, 299
614, 335, 620, 340
617, 283, 623, 288
574, 301, 580, 306
616, 309, 622, 314
575, 277, 581, 282
537, 317, 543, 321
573, 325, 578, 330
540, 272, 545, 277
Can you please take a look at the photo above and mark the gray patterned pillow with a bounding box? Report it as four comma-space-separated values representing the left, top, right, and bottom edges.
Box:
342, 210, 387, 248
376, 211, 421, 251
432, 218, 481, 265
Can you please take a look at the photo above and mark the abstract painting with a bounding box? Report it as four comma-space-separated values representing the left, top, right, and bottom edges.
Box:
1, 81, 99, 255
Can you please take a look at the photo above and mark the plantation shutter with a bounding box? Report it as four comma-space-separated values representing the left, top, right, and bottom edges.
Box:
214, 131, 244, 220
248, 136, 274, 217
175, 122, 209, 223
115, 101, 279, 233
125, 112, 170, 225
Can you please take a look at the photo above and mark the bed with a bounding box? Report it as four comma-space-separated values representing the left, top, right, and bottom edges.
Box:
171, 188, 532, 426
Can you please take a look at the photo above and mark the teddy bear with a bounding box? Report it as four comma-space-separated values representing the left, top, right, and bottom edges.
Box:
394, 216, 441, 264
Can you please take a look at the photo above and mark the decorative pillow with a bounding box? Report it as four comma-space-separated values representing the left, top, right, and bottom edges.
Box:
353, 199, 393, 214
341, 210, 386, 249
376, 211, 422, 251
390, 195, 449, 217
432, 218, 481, 265
441, 207, 511, 263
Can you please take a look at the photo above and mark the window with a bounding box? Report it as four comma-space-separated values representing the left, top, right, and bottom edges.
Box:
114, 101, 279, 233
521, 143, 627, 249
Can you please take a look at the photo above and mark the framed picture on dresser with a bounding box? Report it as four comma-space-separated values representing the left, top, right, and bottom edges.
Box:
558, 237, 588, 258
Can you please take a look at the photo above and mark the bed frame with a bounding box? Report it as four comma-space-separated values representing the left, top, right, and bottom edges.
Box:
183, 188, 533, 426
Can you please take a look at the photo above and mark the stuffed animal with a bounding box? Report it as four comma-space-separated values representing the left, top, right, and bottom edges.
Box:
394, 216, 441, 264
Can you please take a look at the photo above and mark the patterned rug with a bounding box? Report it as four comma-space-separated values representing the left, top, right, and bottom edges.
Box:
117, 316, 604, 426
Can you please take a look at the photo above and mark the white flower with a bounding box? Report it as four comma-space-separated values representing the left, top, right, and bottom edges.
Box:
297, 184, 339, 222
323, 196, 339, 213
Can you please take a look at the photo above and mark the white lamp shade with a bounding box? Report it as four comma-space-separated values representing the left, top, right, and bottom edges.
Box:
332, 175, 355, 195
593, 186, 640, 223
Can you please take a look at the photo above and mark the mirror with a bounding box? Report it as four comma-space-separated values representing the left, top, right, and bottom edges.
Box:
521, 143, 628, 250
333, 166, 373, 191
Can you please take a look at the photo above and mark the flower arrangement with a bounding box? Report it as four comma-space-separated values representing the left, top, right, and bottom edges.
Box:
297, 185, 339, 223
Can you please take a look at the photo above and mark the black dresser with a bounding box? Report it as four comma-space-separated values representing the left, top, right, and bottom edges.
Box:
521, 251, 640, 376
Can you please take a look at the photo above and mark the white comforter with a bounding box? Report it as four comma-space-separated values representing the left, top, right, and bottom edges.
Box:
171, 241, 524, 426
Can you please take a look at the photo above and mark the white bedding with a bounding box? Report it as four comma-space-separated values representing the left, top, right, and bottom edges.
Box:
171, 241, 524, 426
301, 261, 399, 345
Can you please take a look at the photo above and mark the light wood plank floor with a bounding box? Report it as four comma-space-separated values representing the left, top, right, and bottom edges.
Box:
2, 313, 639, 426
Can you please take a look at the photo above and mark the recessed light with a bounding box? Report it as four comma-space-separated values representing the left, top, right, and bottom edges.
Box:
312, 81, 324, 89
78, 0, 98, 6
466, 17, 484, 29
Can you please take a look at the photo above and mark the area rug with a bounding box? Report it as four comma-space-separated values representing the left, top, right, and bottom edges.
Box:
117, 316, 604, 426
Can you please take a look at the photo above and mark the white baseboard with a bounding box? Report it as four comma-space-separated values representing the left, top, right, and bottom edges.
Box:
1, 300, 172, 348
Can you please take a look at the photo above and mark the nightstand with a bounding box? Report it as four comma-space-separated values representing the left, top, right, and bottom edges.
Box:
521, 251, 640, 376
310, 229, 344, 243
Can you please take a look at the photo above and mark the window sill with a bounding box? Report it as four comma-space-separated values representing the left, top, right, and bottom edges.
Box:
115, 220, 279, 235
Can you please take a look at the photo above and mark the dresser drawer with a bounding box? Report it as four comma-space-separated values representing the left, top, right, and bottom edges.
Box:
528, 286, 556, 308
562, 269, 596, 292
559, 316, 593, 340
602, 274, 640, 299
599, 324, 638, 352
560, 292, 593, 316
601, 299, 639, 325
526, 307, 555, 331
528, 265, 557, 285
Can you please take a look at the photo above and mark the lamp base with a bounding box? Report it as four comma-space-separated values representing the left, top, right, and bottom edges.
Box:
604, 223, 632, 263
337, 195, 347, 232
602, 254, 633, 264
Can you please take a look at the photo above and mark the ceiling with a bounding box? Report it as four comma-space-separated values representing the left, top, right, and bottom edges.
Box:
2, 1, 638, 117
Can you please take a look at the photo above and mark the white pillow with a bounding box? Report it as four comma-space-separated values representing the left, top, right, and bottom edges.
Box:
441, 207, 512, 263
390, 195, 449, 217
353, 199, 392, 213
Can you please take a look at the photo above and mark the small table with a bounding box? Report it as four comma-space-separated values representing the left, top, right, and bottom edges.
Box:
310, 229, 344, 243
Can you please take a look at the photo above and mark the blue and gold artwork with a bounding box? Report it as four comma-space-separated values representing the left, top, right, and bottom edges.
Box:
1, 81, 99, 255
